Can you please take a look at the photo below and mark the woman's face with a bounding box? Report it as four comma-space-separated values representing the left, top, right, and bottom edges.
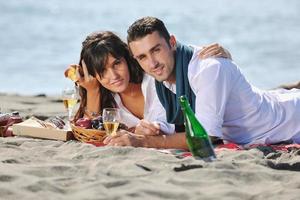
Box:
95, 54, 130, 93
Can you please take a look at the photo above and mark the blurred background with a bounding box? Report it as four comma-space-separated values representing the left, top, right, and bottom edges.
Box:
1, 0, 300, 95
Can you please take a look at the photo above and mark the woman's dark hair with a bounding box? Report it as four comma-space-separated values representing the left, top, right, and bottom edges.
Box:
74, 31, 144, 120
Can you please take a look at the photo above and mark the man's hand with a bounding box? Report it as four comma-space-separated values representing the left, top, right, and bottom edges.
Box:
103, 130, 146, 147
103, 131, 188, 149
278, 81, 300, 90
199, 43, 232, 60
134, 119, 160, 136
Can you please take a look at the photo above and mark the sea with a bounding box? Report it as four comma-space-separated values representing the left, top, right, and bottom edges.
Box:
1, 0, 300, 95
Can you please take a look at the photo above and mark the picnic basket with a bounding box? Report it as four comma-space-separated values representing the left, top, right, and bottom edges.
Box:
71, 124, 106, 143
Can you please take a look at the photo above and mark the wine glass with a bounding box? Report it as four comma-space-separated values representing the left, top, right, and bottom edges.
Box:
62, 85, 80, 127
102, 108, 120, 136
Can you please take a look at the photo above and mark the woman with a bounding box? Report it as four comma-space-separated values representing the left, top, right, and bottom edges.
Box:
70, 31, 231, 135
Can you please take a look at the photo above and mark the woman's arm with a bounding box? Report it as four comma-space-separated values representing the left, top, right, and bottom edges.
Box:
84, 87, 101, 118
79, 60, 102, 118
67, 60, 102, 119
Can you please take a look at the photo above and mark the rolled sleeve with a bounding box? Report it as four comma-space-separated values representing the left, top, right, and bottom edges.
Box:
143, 75, 175, 135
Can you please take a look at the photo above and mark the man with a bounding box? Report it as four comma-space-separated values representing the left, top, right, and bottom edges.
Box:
104, 16, 300, 148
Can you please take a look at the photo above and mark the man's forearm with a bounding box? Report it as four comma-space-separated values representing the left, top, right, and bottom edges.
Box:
143, 133, 188, 150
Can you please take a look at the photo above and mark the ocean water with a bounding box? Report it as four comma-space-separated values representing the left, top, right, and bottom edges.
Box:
1, 0, 300, 95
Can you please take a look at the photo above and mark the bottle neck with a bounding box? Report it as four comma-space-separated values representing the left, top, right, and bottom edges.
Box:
180, 99, 193, 116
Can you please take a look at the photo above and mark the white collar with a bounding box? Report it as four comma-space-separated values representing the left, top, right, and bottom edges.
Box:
162, 81, 176, 94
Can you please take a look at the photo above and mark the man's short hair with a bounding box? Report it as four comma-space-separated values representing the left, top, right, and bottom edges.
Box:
127, 16, 171, 44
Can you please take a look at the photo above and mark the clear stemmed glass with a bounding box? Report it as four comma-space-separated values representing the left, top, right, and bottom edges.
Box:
102, 108, 120, 136
62, 85, 80, 127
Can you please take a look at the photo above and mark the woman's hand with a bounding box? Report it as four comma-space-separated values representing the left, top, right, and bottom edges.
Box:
199, 43, 232, 60
73, 60, 100, 92
103, 130, 146, 147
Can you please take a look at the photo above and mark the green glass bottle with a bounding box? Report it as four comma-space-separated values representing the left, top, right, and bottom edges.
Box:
179, 95, 216, 161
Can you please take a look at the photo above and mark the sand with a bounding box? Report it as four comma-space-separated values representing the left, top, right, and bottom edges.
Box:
0, 93, 300, 200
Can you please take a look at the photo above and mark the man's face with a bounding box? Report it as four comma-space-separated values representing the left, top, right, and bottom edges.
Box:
129, 31, 176, 83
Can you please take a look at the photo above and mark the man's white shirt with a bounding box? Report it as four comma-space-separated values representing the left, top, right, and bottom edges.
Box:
164, 46, 300, 145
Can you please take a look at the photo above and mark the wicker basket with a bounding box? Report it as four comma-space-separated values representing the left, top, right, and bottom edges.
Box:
71, 124, 106, 143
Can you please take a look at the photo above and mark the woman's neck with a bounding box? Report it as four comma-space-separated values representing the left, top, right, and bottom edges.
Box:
119, 82, 144, 119
119, 82, 141, 98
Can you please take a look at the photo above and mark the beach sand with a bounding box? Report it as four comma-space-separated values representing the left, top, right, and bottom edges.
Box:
0, 93, 300, 200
